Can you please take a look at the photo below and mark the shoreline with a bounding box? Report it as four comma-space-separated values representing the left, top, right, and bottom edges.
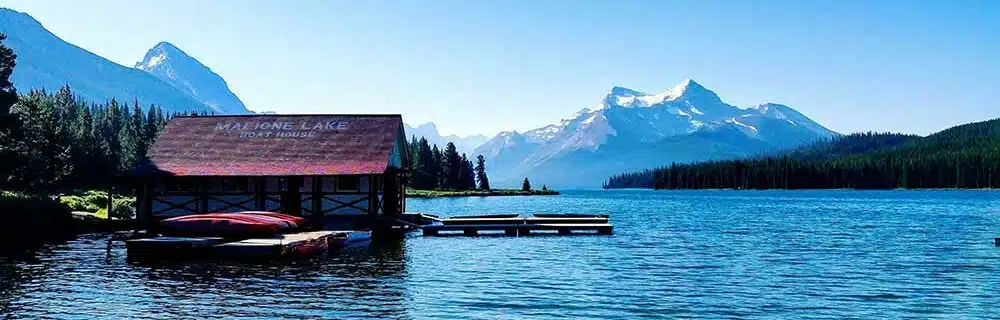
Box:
406, 189, 560, 198
601, 187, 1000, 191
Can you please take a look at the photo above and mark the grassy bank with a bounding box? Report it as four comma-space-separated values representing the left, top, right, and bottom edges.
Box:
407, 188, 560, 198
57, 190, 135, 220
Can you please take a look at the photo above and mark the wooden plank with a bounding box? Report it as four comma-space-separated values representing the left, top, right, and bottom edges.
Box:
450, 214, 520, 219
533, 213, 609, 218
212, 231, 339, 257
424, 223, 612, 231
125, 236, 230, 256
525, 217, 609, 224
442, 217, 527, 225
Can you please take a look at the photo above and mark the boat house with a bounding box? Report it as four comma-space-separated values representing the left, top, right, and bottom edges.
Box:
131, 114, 409, 230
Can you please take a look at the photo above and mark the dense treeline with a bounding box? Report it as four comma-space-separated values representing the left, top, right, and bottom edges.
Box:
0, 33, 180, 194
405, 137, 490, 190
604, 128, 1000, 190
0, 86, 174, 193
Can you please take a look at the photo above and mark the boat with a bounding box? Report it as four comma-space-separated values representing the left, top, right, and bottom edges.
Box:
234, 211, 308, 226
159, 211, 305, 237
328, 230, 373, 248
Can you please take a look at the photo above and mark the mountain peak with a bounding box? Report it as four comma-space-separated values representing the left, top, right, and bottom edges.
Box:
136, 41, 193, 70
0, 7, 40, 25
609, 86, 642, 97
670, 78, 708, 95
134, 42, 249, 114
414, 122, 438, 131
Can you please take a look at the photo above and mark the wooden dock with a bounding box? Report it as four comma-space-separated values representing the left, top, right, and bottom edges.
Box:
419, 214, 613, 236
126, 230, 372, 259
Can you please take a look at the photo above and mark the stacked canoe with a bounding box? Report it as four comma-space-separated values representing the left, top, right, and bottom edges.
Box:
127, 211, 371, 259
158, 211, 308, 238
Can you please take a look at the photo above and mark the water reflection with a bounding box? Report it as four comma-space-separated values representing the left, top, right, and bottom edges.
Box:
0, 233, 410, 319
126, 238, 410, 319
3, 190, 1000, 319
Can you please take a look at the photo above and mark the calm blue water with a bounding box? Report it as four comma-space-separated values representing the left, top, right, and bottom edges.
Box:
2, 190, 1000, 319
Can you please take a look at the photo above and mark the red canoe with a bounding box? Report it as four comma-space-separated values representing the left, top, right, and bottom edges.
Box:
234, 211, 308, 226
159, 211, 307, 237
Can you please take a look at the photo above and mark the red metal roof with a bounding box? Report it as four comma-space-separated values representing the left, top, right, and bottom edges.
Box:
135, 114, 404, 176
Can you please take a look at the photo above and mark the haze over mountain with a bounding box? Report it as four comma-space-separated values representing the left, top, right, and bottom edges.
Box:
474, 79, 838, 188
404, 122, 488, 153
135, 42, 249, 114
0, 7, 246, 114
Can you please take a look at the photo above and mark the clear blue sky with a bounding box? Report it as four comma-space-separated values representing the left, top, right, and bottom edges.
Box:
1, 0, 998, 137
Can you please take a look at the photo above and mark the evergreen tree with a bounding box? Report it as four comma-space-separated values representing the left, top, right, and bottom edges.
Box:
118, 100, 146, 171
522, 178, 531, 191
7, 91, 72, 191
459, 154, 475, 190
0, 33, 19, 184
406, 136, 418, 186
442, 142, 462, 189
414, 138, 434, 189
431, 144, 444, 189
475, 154, 490, 190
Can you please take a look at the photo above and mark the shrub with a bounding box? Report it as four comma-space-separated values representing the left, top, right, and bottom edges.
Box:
60, 195, 102, 212
82, 191, 109, 209
111, 197, 135, 219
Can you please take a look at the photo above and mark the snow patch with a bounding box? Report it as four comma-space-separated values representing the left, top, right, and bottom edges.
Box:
725, 118, 758, 132
139, 53, 166, 70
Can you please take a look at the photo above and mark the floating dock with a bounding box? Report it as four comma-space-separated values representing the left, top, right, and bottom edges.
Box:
411, 213, 613, 236
126, 230, 371, 259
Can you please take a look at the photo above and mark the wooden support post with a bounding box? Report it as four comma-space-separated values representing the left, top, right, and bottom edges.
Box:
463, 228, 478, 236
518, 228, 530, 236
312, 176, 321, 216
423, 228, 438, 236
558, 228, 572, 235
995, 237, 1000, 247
198, 177, 209, 214
255, 177, 266, 210
368, 174, 376, 216
106, 184, 113, 221
141, 179, 153, 230
505, 228, 518, 236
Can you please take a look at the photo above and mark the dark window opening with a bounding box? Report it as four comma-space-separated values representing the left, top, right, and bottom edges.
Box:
337, 176, 361, 192
166, 177, 194, 192
222, 177, 249, 192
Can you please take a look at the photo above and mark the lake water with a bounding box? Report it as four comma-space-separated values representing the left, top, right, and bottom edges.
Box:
2, 190, 1000, 319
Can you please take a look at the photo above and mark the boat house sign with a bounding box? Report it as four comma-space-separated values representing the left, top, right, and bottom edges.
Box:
214, 120, 349, 139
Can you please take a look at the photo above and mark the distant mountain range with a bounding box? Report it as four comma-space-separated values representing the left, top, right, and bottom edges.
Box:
1, 7, 838, 188
0, 7, 248, 114
473, 79, 838, 187
403, 122, 488, 153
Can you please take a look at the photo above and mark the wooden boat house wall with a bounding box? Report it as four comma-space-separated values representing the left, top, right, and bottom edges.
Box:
131, 114, 409, 230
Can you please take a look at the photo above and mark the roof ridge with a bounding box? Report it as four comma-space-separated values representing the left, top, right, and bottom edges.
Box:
173, 113, 403, 118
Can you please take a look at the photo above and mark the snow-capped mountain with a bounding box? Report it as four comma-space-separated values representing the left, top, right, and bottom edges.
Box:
135, 42, 249, 114
0, 8, 216, 114
474, 79, 838, 187
404, 122, 488, 153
